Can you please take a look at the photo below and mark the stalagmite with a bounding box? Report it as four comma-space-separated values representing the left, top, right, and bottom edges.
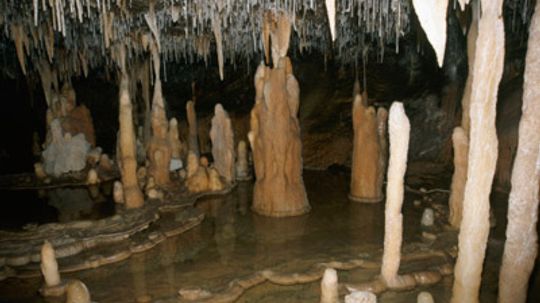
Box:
169, 118, 182, 159
249, 11, 309, 217
325, 0, 336, 42
210, 104, 235, 183
461, 12, 479, 135
417, 292, 434, 303
147, 79, 172, 187
320, 268, 338, 303
448, 127, 469, 228
65, 280, 91, 303
350, 94, 382, 203
381, 102, 414, 289
40, 241, 60, 287
113, 181, 124, 204
86, 168, 99, 185
376, 108, 389, 199
451, 0, 505, 302
411, 0, 449, 67
236, 140, 251, 181
498, 1, 540, 302
186, 101, 200, 157
118, 74, 144, 209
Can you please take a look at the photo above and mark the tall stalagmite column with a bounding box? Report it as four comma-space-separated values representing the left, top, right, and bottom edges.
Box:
210, 104, 235, 183
118, 74, 144, 208
249, 11, 310, 217
381, 102, 411, 286
451, 0, 504, 302
186, 100, 199, 157
349, 94, 382, 202
498, 1, 540, 302
448, 127, 469, 228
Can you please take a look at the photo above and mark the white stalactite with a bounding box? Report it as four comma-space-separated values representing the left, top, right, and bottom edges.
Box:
325, 0, 336, 42
412, 0, 449, 67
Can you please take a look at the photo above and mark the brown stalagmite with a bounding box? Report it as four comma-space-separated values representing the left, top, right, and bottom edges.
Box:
376, 108, 389, 200
498, 1, 540, 302
381, 102, 412, 287
350, 94, 382, 202
186, 100, 200, 156
451, 0, 504, 302
249, 12, 309, 217
448, 127, 469, 228
118, 74, 144, 209
210, 104, 235, 183
147, 79, 172, 187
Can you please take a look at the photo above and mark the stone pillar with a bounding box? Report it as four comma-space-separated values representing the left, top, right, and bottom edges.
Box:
40, 241, 60, 287
381, 102, 411, 287
498, 1, 540, 302
210, 104, 235, 183
448, 127, 469, 228
147, 79, 171, 187
186, 100, 199, 157
118, 74, 144, 208
349, 94, 382, 202
320, 268, 338, 303
451, 0, 504, 302
249, 11, 309, 217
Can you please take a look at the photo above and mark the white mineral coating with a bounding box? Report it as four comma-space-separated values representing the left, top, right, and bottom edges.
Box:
421, 208, 435, 227
40, 241, 60, 287
345, 291, 377, 303
42, 119, 90, 177
320, 268, 338, 303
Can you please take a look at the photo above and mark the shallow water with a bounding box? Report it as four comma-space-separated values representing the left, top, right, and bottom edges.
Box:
0, 170, 538, 302
0, 182, 115, 230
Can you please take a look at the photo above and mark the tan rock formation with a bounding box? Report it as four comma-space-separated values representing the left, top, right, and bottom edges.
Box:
66, 280, 91, 303
249, 58, 310, 217
185, 152, 224, 193
113, 181, 124, 204
210, 104, 235, 183
381, 102, 411, 288
40, 241, 60, 287
498, 1, 540, 302
451, 0, 505, 302
350, 94, 382, 203
320, 268, 339, 303
168, 118, 183, 159
186, 100, 199, 156
86, 168, 99, 185
147, 79, 172, 187
448, 127, 469, 228
208, 167, 225, 191
236, 140, 251, 181
118, 74, 144, 209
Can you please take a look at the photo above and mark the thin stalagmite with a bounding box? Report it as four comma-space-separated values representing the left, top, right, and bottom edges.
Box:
118, 74, 144, 209
350, 94, 382, 202
40, 241, 60, 287
210, 104, 235, 183
448, 127, 469, 228
451, 0, 505, 302
381, 102, 412, 288
320, 268, 338, 303
498, 1, 540, 302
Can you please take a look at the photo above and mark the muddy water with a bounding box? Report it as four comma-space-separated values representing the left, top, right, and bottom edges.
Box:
0, 170, 538, 302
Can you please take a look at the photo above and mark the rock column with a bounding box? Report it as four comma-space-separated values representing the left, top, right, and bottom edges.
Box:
210, 104, 235, 183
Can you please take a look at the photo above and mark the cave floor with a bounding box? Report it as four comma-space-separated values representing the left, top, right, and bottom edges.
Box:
0, 169, 538, 303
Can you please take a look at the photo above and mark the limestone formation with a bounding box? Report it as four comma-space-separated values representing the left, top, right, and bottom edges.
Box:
113, 181, 124, 204
208, 168, 225, 192
98, 154, 113, 172
249, 11, 309, 217
448, 127, 469, 228
320, 268, 338, 303
417, 292, 434, 303
40, 241, 60, 287
498, 1, 540, 302
210, 104, 235, 183
185, 153, 225, 193
236, 140, 251, 181
147, 79, 172, 187
186, 100, 200, 156
451, 0, 505, 302
42, 120, 91, 177
350, 94, 382, 203
344, 291, 377, 303
168, 118, 183, 159
66, 280, 91, 303
381, 102, 412, 288
118, 74, 144, 209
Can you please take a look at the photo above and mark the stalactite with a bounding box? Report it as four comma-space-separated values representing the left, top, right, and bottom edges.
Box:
498, 1, 540, 302
451, 0, 505, 302
411, 0, 449, 67
325, 0, 336, 42
212, 14, 224, 80
11, 24, 29, 75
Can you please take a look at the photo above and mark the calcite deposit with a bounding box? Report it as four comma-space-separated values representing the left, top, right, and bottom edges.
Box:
210, 104, 235, 183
